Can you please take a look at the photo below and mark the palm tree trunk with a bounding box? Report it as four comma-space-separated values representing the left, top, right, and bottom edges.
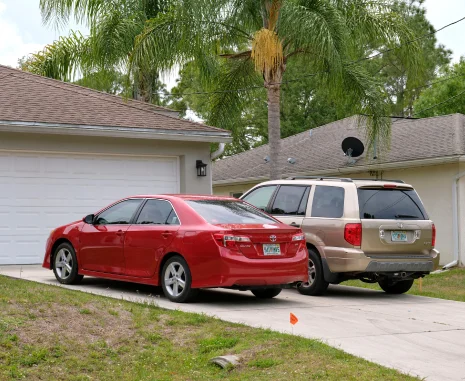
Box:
267, 82, 282, 180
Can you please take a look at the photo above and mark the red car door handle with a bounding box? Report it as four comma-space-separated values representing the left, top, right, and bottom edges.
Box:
116, 230, 124, 236
162, 231, 172, 238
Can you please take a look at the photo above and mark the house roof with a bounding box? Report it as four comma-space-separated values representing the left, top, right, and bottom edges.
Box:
213, 114, 465, 184
0, 64, 230, 140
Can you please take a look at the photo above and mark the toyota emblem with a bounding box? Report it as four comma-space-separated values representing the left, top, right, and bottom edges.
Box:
270, 235, 277, 242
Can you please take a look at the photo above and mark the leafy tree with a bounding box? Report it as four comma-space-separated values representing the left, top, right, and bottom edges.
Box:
363, 0, 451, 117
413, 59, 465, 117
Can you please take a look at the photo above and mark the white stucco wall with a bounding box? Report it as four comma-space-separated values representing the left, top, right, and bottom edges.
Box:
0, 132, 213, 195
214, 162, 462, 265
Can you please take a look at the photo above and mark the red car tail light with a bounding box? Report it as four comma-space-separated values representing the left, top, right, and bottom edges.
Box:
213, 233, 252, 251
432, 223, 436, 248
292, 233, 305, 242
344, 223, 362, 246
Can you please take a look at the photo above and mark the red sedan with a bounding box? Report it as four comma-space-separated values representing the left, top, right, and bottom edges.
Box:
43, 195, 308, 302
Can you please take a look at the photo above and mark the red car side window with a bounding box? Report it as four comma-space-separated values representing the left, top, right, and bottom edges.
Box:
94, 199, 142, 225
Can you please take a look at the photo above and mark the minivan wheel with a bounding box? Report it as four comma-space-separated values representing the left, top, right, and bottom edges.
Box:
161, 256, 198, 303
378, 278, 414, 294
297, 249, 329, 296
251, 288, 282, 299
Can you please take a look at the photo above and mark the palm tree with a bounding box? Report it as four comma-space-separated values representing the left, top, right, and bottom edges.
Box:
129, 0, 419, 179
36, 0, 419, 179
27, 0, 166, 102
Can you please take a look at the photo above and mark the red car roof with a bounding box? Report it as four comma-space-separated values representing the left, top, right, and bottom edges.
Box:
125, 194, 238, 201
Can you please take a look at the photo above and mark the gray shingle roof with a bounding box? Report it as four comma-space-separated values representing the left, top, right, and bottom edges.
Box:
0, 64, 229, 135
213, 114, 465, 183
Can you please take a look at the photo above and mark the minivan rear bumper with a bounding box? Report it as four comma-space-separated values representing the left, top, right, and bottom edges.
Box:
321, 246, 440, 273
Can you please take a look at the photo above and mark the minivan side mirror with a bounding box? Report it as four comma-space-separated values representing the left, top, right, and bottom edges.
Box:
83, 214, 95, 224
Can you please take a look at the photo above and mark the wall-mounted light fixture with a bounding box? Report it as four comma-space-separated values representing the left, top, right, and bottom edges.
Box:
196, 160, 207, 177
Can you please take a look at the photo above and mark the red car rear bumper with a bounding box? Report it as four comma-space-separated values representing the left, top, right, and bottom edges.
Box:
191, 245, 309, 288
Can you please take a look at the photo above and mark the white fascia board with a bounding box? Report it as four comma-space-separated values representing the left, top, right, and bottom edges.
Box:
0, 120, 232, 143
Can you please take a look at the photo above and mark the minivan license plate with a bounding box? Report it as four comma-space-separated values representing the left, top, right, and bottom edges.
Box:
391, 231, 407, 242
263, 244, 281, 255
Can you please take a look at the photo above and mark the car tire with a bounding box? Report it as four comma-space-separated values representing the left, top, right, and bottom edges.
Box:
378, 278, 414, 294
161, 256, 198, 303
297, 248, 329, 296
251, 288, 282, 299
52, 242, 84, 285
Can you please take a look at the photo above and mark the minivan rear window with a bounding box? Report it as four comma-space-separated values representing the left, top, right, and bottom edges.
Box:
357, 188, 428, 220
186, 200, 277, 224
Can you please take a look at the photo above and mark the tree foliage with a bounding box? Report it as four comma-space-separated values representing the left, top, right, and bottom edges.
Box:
414, 59, 465, 117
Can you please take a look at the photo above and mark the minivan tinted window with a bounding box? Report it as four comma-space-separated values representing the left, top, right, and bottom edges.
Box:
357, 188, 428, 220
186, 200, 277, 224
271, 186, 309, 215
311, 186, 345, 218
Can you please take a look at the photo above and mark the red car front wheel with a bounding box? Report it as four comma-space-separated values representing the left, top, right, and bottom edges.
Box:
52, 242, 84, 285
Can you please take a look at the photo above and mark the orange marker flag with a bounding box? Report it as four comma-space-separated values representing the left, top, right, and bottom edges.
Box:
290, 313, 299, 325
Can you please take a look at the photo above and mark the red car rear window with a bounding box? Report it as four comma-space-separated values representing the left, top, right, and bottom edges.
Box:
186, 200, 278, 224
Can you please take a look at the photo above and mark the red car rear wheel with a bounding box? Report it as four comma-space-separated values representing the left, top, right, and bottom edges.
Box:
161, 256, 198, 303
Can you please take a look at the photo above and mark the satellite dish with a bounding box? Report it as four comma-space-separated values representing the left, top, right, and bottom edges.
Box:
342, 137, 365, 158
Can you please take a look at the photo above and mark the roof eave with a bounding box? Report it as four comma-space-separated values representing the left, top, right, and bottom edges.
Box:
0, 120, 232, 143
213, 155, 461, 186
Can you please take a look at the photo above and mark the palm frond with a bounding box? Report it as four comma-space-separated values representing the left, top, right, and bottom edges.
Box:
22, 31, 88, 81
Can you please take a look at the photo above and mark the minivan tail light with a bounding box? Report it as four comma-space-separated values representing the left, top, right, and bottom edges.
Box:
344, 223, 362, 246
432, 224, 436, 248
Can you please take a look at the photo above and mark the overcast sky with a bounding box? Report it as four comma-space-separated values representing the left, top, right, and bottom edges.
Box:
1, 0, 465, 87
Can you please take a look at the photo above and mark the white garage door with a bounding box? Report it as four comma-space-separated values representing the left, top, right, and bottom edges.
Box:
0, 151, 179, 265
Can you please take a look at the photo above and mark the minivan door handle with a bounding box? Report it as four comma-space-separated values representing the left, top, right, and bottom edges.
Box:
162, 231, 173, 239
290, 222, 301, 228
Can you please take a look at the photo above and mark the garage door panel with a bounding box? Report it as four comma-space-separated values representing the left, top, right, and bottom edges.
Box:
0, 156, 12, 173
14, 156, 41, 173
0, 152, 179, 264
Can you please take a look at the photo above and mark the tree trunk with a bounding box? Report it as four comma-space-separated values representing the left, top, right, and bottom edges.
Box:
267, 82, 282, 180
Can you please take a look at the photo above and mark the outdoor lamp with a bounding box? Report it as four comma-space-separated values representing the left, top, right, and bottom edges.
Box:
196, 160, 207, 177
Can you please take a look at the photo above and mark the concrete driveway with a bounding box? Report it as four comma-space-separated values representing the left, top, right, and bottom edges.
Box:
2, 265, 464, 381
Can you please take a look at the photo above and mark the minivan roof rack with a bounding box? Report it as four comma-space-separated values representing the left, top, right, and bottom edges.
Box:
286, 176, 406, 184
286, 176, 353, 183
352, 178, 405, 184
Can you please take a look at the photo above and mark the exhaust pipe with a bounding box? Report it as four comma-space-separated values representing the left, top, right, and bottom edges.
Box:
401, 272, 407, 278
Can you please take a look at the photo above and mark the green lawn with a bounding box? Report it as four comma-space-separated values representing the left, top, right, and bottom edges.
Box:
0, 276, 418, 381
343, 268, 465, 302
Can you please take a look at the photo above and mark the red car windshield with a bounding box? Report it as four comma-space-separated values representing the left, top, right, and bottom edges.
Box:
186, 200, 278, 225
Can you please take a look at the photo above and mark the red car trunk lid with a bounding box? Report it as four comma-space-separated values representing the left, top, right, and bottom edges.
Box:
215, 224, 302, 259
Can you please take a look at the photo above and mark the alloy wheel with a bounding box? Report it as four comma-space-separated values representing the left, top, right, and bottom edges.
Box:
308, 259, 316, 285
55, 248, 73, 280
300, 259, 316, 288
164, 262, 186, 297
